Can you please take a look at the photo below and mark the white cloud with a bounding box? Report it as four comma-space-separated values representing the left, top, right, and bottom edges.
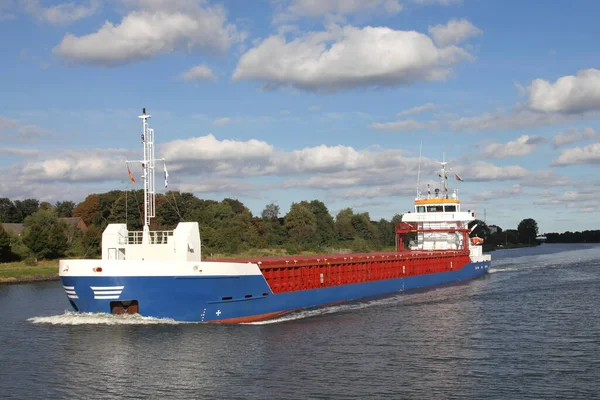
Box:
275, 0, 402, 22
552, 142, 600, 166
448, 108, 576, 131
53, 3, 243, 66
370, 119, 427, 131
428, 18, 482, 47
472, 184, 522, 202
481, 135, 546, 159
23, 0, 100, 25
520, 170, 570, 187
179, 65, 216, 81
553, 127, 597, 148
0, 115, 48, 142
527, 69, 600, 114
232, 24, 474, 92
534, 190, 597, 205
0, 147, 40, 157
0, 0, 15, 20
212, 117, 231, 126
20, 148, 131, 182
397, 102, 436, 116
456, 161, 528, 181
178, 180, 257, 196
161, 134, 274, 176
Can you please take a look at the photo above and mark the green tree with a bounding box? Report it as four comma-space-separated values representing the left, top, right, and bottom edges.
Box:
223, 198, 247, 215
156, 191, 202, 228
22, 210, 69, 260
0, 198, 20, 223
375, 218, 394, 247
55, 200, 75, 218
14, 198, 39, 222
285, 202, 317, 245
308, 200, 336, 246
351, 212, 375, 242
261, 203, 280, 221
518, 218, 539, 245
0, 225, 12, 262
335, 208, 356, 241
39, 201, 53, 211
73, 194, 100, 226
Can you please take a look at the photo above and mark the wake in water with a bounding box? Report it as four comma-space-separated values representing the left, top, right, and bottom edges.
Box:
245, 292, 415, 325
28, 311, 186, 325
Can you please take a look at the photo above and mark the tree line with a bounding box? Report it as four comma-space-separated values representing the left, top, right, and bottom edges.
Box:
1, 191, 559, 263
0, 191, 403, 262
545, 230, 600, 243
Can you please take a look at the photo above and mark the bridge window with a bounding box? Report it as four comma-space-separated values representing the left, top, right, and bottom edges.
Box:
444, 205, 456, 212
416, 206, 426, 213
427, 206, 444, 212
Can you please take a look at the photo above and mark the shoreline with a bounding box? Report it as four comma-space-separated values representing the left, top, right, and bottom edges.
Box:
0, 274, 60, 285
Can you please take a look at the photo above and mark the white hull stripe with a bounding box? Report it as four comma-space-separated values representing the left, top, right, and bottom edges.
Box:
63, 285, 78, 299
90, 286, 125, 290
91, 286, 125, 300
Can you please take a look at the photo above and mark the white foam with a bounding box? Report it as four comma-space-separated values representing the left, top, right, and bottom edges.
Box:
27, 311, 187, 325
245, 294, 407, 325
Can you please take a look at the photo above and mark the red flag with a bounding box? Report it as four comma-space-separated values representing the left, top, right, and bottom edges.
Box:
128, 165, 136, 184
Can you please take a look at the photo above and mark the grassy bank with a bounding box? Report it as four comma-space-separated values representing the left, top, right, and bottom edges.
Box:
0, 260, 59, 284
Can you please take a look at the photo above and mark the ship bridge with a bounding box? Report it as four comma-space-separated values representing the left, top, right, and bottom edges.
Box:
400, 161, 478, 252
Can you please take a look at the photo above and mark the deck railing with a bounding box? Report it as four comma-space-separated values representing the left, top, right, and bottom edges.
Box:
118, 230, 174, 245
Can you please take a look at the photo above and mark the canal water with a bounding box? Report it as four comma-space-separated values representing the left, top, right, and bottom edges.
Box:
1, 244, 599, 399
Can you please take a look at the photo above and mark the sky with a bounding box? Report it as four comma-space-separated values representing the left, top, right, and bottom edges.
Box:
1, 0, 599, 234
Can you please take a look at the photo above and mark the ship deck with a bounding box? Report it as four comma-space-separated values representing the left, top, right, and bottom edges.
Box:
214, 250, 471, 294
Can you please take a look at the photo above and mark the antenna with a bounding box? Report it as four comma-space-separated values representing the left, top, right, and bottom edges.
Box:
416, 141, 422, 198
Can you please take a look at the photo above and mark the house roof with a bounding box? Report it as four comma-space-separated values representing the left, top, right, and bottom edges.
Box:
1, 223, 24, 235
59, 217, 83, 227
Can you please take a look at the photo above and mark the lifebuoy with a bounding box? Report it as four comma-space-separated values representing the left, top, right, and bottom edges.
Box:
470, 236, 484, 245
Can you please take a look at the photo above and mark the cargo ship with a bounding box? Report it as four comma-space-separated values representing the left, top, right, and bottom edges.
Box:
59, 110, 491, 323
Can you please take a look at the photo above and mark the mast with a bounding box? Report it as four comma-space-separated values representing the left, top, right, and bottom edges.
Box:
416, 141, 422, 198
439, 161, 448, 198
140, 108, 154, 244
126, 108, 164, 245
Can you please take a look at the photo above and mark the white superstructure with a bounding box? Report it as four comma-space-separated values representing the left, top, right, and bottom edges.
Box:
401, 161, 490, 262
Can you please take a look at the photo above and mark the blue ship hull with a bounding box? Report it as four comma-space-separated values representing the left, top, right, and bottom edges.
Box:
60, 260, 490, 323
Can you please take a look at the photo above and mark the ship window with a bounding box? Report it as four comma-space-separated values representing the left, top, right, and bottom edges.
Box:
417, 206, 426, 213
427, 206, 444, 212
222, 296, 232, 301
245, 294, 252, 298
444, 205, 456, 212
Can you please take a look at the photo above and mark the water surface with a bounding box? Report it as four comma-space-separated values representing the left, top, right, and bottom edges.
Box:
1, 243, 599, 399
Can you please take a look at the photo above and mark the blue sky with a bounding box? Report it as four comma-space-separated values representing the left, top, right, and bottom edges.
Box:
1, 0, 599, 234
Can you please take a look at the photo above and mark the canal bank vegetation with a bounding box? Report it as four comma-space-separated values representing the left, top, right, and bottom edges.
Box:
1, 191, 543, 281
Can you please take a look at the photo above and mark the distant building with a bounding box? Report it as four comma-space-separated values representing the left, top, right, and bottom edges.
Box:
488, 225, 500, 234
1, 223, 25, 236
59, 217, 88, 233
